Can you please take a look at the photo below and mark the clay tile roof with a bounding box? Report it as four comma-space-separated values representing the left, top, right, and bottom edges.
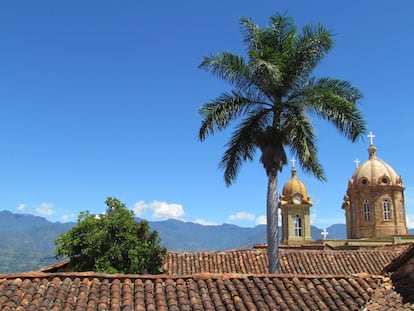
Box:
0, 272, 401, 310
2, 245, 414, 309
163, 246, 407, 276
381, 244, 414, 305
382, 243, 414, 273
363, 276, 414, 310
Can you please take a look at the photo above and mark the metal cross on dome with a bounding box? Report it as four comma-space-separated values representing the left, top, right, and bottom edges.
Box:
354, 158, 360, 168
321, 228, 329, 240
368, 131, 375, 145
290, 157, 296, 168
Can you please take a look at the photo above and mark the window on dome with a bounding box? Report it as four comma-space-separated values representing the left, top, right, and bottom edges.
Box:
383, 199, 391, 221
360, 178, 368, 185
294, 215, 302, 237
363, 200, 370, 221
380, 177, 389, 185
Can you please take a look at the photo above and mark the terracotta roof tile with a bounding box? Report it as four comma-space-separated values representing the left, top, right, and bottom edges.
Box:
0, 273, 396, 310
8, 245, 411, 309
364, 276, 414, 310
382, 243, 414, 274
380, 244, 414, 305
162, 246, 408, 276
38, 245, 410, 277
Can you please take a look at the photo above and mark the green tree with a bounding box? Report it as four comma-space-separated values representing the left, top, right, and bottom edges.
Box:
55, 197, 166, 274
198, 13, 366, 273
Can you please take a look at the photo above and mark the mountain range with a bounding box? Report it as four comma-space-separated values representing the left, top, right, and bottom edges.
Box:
0, 210, 412, 273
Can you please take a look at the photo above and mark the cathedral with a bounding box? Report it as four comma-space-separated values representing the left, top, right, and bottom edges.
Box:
280, 132, 410, 245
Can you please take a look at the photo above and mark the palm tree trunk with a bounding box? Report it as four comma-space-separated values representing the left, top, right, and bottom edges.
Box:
267, 170, 279, 274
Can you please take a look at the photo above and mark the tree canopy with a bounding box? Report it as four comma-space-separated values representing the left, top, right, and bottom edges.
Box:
55, 197, 166, 274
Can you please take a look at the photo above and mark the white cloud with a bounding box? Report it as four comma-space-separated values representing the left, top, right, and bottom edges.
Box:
194, 219, 219, 226
310, 207, 317, 225
16, 204, 25, 212
256, 215, 267, 225
227, 209, 281, 226
132, 201, 148, 216
278, 209, 282, 226
151, 201, 184, 219
255, 209, 281, 226
36, 202, 54, 215
406, 214, 414, 229
403, 187, 414, 229
404, 186, 414, 203
229, 212, 255, 221
61, 214, 76, 222
132, 200, 185, 220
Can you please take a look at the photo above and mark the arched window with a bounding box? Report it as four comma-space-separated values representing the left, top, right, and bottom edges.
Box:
294, 215, 302, 237
363, 200, 370, 221
383, 199, 391, 220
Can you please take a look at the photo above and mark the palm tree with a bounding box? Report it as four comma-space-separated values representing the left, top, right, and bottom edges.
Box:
197, 13, 366, 273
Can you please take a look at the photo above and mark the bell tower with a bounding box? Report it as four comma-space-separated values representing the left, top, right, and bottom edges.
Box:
279, 158, 313, 245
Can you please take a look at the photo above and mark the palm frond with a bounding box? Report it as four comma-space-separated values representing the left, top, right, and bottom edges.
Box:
199, 52, 251, 90
249, 58, 282, 100
283, 23, 333, 92
198, 91, 257, 141
283, 107, 326, 181
268, 13, 296, 52
240, 17, 261, 51
220, 108, 271, 186
312, 78, 363, 102
304, 78, 366, 141
198, 12, 366, 186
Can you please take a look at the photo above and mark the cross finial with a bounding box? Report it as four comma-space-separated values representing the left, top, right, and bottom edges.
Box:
321, 228, 329, 240
354, 158, 360, 168
290, 157, 296, 168
368, 131, 375, 145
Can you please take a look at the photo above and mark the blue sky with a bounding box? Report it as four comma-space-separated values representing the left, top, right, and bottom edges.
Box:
0, 1, 413, 229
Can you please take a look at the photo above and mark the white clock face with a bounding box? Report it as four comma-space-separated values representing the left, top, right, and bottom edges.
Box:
292, 194, 303, 205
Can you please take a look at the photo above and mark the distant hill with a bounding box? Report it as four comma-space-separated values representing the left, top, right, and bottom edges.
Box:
0, 211, 75, 273
147, 219, 269, 251
0, 210, 411, 273
0, 210, 61, 231
322, 224, 347, 239
0, 210, 344, 273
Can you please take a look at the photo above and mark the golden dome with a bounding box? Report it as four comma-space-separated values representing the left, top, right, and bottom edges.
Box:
349, 144, 402, 188
280, 167, 312, 205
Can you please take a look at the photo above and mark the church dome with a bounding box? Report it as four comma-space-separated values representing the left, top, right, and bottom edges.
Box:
282, 168, 308, 197
349, 144, 402, 188
280, 167, 312, 205
343, 132, 408, 239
